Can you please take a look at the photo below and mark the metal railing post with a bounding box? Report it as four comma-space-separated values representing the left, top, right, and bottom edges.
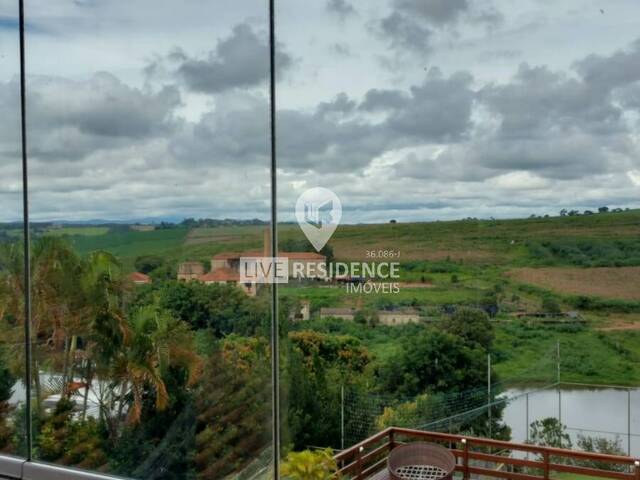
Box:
462, 438, 469, 480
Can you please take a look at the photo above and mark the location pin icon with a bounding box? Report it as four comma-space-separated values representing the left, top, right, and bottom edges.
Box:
295, 187, 342, 252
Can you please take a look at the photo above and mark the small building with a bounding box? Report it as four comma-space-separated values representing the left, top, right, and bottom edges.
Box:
211, 251, 263, 272
319, 307, 356, 321
289, 299, 311, 321
177, 262, 205, 281
130, 224, 156, 232
198, 268, 257, 297
128, 271, 152, 285
377, 309, 420, 326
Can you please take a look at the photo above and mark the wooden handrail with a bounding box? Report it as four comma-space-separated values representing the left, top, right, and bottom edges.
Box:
335, 427, 639, 479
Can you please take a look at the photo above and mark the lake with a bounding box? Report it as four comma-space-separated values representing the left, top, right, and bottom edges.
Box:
502, 386, 640, 457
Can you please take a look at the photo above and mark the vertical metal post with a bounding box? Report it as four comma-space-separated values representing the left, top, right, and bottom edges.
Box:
268, 0, 280, 476
488, 354, 492, 439
556, 340, 561, 385
557, 341, 561, 438
525, 393, 530, 460
341, 384, 345, 450
628, 389, 632, 456
462, 438, 469, 480
18, 0, 33, 461
558, 390, 562, 432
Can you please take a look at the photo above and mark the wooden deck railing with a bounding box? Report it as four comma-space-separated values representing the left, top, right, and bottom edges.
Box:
334, 427, 640, 480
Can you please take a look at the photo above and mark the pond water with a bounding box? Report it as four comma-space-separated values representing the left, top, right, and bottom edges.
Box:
502, 386, 640, 457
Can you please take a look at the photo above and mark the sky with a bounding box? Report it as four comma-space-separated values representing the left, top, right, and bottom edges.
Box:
0, 0, 639, 223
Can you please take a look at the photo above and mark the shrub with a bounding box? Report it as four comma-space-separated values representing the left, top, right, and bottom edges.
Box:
281, 448, 338, 480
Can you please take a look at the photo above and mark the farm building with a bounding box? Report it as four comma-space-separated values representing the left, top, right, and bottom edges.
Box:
177, 261, 205, 281
128, 271, 152, 285
199, 267, 257, 296
377, 308, 420, 325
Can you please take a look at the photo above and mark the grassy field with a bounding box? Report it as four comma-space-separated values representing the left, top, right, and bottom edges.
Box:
45, 226, 110, 236
508, 267, 640, 301
493, 322, 640, 386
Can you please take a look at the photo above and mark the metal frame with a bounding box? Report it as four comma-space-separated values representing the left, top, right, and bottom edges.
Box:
0, 455, 132, 480
0, 454, 23, 479
7, 0, 282, 478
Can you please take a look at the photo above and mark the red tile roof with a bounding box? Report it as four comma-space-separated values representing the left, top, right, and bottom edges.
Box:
212, 250, 262, 260
282, 252, 326, 260
128, 272, 152, 284
212, 251, 325, 260
198, 267, 240, 282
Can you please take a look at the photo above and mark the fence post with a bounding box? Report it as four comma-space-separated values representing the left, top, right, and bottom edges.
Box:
356, 446, 363, 479
628, 389, 632, 456
543, 451, 550, 480
462, 438, 469, 480
389, 430, 395, 450
634, 460, 639, 480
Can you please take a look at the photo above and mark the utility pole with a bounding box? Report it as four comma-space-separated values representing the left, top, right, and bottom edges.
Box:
488, 354, 492, 439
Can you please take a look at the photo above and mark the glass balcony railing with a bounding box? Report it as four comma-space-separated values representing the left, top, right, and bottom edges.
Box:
1, 1, 640, 480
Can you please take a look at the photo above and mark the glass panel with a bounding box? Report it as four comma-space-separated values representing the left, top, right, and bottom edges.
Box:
276, 0, 640, 473
0, 0, 28, 459
25, 1, 273, 477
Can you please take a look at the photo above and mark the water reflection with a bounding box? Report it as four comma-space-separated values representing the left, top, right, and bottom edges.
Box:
503, 387, 640, 457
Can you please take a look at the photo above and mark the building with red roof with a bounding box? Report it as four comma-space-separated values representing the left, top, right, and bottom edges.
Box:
128, 272, 152, 285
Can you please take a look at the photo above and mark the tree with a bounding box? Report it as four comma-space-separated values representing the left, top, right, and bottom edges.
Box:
0, 351, 16, 451
375, 394, 437, 430
280, 448, 337, 480
529, 418, 571, 449
541, 296, 561, 314
285, 331, 370, 449
378, 328, 486, 397
134, 255, 164, 274
577, 435, 627, 471
194, 336, 271, 479
111, 305, 201, 425
158, 281, 268, 336
598, 206, 609, 214
441, 307, 494, 351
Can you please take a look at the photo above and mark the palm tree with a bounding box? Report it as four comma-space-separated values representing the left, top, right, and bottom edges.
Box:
111, 305, 201, 426
0, 238, 125, 414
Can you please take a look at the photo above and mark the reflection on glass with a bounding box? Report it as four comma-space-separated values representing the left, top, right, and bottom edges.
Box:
0, 0, 27, 459
23, 1, 272, 477
275, 0, 640, 475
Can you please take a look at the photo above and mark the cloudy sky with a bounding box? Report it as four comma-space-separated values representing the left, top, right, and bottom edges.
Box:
0, 0, 639, 223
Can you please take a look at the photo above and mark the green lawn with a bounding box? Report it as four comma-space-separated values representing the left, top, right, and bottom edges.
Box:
45, 226, 110, 237
493, 322, 640, 386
